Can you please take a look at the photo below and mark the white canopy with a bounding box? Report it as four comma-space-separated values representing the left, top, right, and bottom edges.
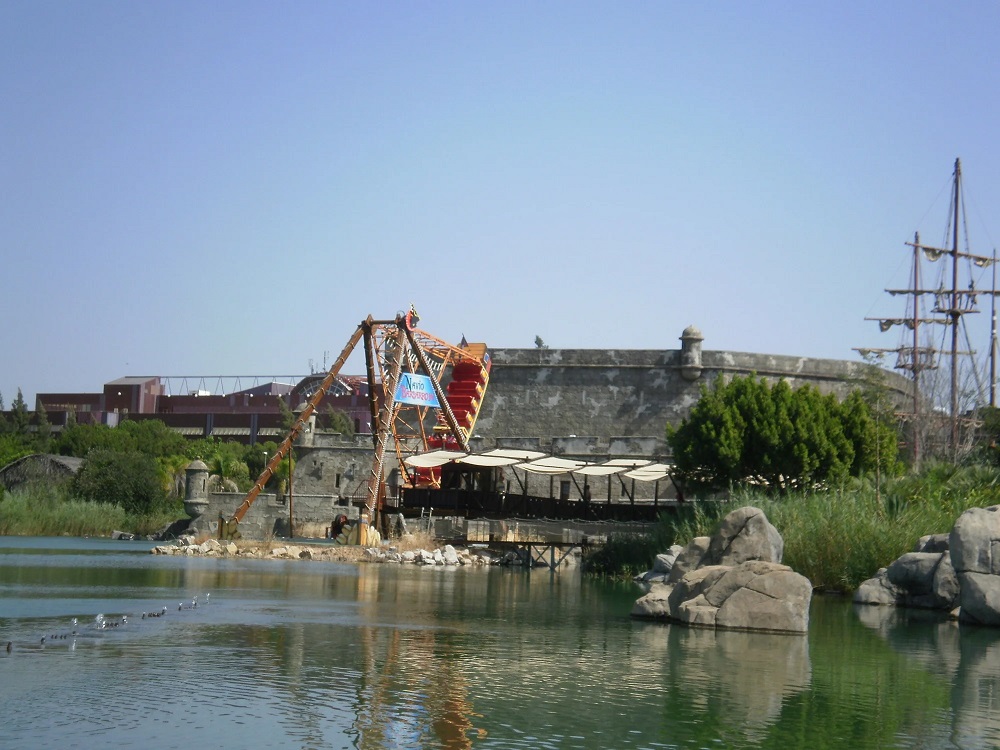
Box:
402, 449, 672, 481
403, 450, 468, 468
515, 457, 591, 474
624, 463, 672, 481
458, 448, 547, 467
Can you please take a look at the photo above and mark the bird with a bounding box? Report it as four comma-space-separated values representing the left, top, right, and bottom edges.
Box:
71, 617, 78, 635
6, 641, 12, 653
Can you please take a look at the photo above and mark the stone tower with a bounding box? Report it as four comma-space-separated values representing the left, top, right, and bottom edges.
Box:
679, 325, 704, 381
183, 458, 210, 519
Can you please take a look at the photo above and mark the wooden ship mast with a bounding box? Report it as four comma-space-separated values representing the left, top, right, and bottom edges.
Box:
858, 158, 999, 464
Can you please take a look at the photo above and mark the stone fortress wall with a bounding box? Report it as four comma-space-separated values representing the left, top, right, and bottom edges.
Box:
477, 326, 910, 455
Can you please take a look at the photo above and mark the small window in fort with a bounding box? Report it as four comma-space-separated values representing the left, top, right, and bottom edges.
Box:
336, 473, 341, 488
559, 480, 570, 500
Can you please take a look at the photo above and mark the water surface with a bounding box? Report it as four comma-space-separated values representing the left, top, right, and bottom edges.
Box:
1, 536, 998, 749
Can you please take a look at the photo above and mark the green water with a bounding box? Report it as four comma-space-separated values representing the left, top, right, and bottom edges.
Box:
0, 536, 997, 749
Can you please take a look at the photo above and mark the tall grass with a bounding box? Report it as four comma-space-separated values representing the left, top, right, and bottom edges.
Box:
587, 464, 1000, 593
0, 485, 182, 538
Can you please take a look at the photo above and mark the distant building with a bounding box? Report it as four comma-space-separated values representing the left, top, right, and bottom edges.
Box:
31, 375, 371, 444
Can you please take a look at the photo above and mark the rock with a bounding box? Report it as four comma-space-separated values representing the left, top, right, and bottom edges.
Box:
715, 563, 811, 633
915, 533, 950, 554
854, 568, 905, 606
442, 545, 461, 566
198, 539, 223, 556
950, 506, 1000, 576
706, 506, 783, 566
948, 506, 1000, 625
668, 536, 711, 583
637, 545, 684, 583
111, 530, 135, 541
631, 584, 673, 618
957, 572, 1000, 626
635, 507, 810, 633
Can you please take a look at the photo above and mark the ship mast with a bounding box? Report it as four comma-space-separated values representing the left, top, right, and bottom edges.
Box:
949, 158, 961, 450
859, 157, 997, 462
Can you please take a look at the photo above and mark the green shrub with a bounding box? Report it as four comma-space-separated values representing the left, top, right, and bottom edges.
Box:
71, 449, 166, 514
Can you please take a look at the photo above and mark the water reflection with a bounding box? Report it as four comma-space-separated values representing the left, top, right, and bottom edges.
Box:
856, 602, 1000, 748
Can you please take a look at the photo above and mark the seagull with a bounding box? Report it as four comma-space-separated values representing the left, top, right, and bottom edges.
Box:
5, 642, 11, 653
71, 617, 78, 635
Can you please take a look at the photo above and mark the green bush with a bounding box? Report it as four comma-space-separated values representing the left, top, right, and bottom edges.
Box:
71, 449, 166, 514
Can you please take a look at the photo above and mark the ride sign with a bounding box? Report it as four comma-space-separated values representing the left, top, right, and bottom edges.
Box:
394, 373, 441, 407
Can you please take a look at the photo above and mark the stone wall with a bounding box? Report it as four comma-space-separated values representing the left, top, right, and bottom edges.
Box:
188, 490, 360, 540
474, 344, 909, 448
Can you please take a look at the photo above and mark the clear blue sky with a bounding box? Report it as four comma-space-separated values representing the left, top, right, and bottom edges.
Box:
4, 1, 1000, 405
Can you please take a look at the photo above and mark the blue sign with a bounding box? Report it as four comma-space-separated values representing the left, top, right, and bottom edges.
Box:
394, 373, 441, 407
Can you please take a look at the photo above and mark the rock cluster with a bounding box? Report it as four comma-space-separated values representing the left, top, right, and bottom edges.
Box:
151, 536, 501, 567
631, 506, 812, 634
854, 505, 1000, 626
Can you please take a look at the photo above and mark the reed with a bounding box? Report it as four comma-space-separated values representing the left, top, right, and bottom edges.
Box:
0, 485, 181, 538
590, 464, 1000, 591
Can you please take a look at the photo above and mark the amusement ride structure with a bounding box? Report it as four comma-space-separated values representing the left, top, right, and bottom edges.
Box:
218, 308, 491, 540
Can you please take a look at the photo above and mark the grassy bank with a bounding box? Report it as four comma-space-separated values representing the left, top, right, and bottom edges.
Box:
586, 463, 1000, 593
0, 485, 183, 538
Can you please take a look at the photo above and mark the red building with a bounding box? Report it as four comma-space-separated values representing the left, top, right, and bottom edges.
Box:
34, 375, 371, 444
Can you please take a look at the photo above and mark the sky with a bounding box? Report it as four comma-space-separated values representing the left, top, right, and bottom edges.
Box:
4, 1, 1000, 405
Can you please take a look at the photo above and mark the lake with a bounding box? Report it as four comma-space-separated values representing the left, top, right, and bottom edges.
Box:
1, 536, 998, 749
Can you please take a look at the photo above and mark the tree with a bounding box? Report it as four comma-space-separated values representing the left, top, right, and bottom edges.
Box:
119, 419, 187, 458
668, 374, 897, 495
9, 389, 29, 436
323, 406, 354, 436
72, 449, 165, 514
33, 401, 52, 453
57, 422, 134, 457
277, 397, 296, 433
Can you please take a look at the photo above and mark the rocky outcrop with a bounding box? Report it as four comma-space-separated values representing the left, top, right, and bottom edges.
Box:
632, 506, 812, 634
854, 505, 1000, 626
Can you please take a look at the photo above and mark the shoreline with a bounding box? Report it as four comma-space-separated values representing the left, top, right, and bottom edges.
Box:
152, 535, 503, 567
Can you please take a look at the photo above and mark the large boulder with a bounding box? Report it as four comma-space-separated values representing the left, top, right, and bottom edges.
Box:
855, 551, 959, 610
634, 507, 811, 633
664, 561, 811, 633
854, 504, 1000, 625
951, 506, 1000, 625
